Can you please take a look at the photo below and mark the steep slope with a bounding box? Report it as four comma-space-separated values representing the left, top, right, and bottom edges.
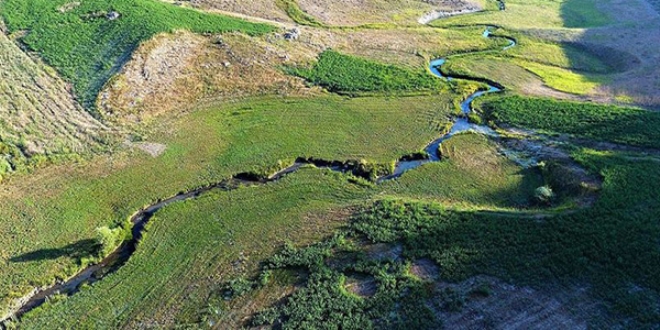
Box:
0, 28, 107, 180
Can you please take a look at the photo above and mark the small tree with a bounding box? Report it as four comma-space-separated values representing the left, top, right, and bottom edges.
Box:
95, 225, 124, 256
534, 185, 555, 204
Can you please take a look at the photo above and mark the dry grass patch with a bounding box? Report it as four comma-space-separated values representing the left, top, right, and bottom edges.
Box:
432, 276, 603, 329
101, 31, 315, 124
296, 0, 483, 26
0, 29, 108, 177
184, 0, 292, 22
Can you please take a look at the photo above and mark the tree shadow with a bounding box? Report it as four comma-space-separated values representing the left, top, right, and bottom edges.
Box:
10, 239, 99, 263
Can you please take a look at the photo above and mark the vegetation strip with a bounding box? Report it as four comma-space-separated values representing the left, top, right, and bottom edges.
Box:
479, 95, 660, 149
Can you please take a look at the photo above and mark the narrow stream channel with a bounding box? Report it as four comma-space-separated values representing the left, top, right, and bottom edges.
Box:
1, 25, 517, 327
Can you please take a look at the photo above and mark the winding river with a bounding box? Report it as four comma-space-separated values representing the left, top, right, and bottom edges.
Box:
1, 23, 517, 328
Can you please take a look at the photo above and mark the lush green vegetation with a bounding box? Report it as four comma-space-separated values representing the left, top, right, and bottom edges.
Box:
480, 96, 660, 148
0, 0, 275, 110
287, 50, 448, 95
17, 168, 374, 328
250, 235, 441, 329
515, 60, 606, 95
0, 94, 457, 315
380, 133, 543, 208
8, 129, 546, 327
227, 148, 660, 328
3, 0, 659, 327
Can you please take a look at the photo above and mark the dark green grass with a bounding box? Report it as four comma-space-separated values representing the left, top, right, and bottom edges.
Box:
240, 149, 660, 328
0, 0, 275, 110
286, 50, 448, 95
479, 96, 660, 148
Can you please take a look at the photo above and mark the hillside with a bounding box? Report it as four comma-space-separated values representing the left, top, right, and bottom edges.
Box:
0, 27, 106, 181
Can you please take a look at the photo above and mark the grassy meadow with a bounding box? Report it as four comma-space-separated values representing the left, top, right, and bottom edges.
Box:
0, 93, 459, 316
14, 132, 550, 328
286, 50, 449, 95
2, 0, 660, 327
219, 147, 660, 329
380, 133, 543, 208
479, 95, 660, 148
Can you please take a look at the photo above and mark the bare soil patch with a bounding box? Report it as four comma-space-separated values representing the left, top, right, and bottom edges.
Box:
364, 243, 403, 262
344, 274, 378, 297
175, 0, 292, 22
432, 276, 605, 329
297, 0, 481, 26
410, 258, 440, 280
100, 31, 315, 124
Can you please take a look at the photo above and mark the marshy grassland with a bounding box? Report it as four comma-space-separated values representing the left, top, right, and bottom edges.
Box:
2, 0, 660, 328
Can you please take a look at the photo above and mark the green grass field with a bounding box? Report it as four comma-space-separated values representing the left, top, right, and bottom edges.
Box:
380, 133, 543, 208
0, 94, 459, 316
479, 95, 660, 148
17, 168, 373, 328
219, 148, 660, 329
2, 0, 660, 327
14, 132, 550, 328
286, 50, 449, 95
0, 0, 275, 110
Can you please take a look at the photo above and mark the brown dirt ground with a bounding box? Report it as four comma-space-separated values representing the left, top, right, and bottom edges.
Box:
432, 276, 608, 329
344, 274, 378, 297
297, 0, 482, 26
410, 258, 441, 280
179, 0, 291, 22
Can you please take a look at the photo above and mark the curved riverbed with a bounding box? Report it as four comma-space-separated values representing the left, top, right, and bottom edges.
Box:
381, 26, 509, 181
1, 26, 518, 328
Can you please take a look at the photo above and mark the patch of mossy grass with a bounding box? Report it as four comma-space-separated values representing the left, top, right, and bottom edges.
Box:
479, 95, 660, 148
275, 0, 325, 27
0, 0, 275, 111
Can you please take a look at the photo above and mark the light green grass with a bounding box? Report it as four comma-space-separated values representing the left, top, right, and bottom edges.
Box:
18, 168, 373, 328
14, 135, 549, 327
515, 60, 606, 95
430, 0, 609, 30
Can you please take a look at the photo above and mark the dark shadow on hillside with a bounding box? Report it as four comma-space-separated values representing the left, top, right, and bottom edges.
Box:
360, 155, 660, 324
10, 239, 98, 263
561, 0, 660, 108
